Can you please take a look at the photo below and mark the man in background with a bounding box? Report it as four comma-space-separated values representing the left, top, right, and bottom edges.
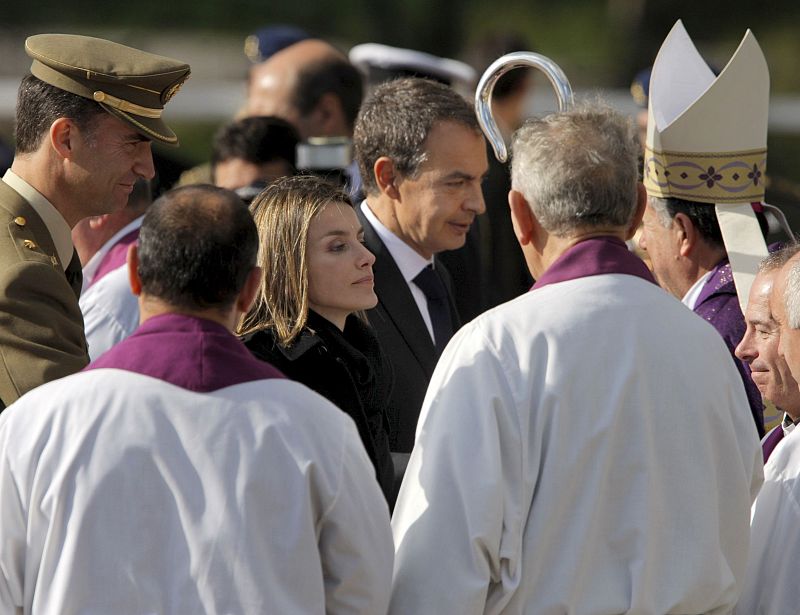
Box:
211, 115, 298, 202
246, 38, 363, 196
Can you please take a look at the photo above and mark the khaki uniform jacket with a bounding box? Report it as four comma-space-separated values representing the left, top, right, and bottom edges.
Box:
0, 179, 88, 409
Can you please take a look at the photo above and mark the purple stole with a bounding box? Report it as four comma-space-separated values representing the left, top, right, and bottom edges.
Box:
533, 236, 656, 290
762, 426, 784, 463
86, 313, 283, 391
88, 227, 140, 289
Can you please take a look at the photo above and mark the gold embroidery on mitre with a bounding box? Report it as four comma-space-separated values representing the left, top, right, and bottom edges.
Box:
643, 146, 767, 203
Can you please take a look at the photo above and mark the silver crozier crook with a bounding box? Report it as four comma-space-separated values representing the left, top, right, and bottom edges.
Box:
475, 52, 575, 163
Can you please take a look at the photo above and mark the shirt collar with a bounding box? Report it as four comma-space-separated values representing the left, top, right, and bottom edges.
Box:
682, 270, 713, 310
533, 236, 656, 291
781, 412, 799, 437
360, 200, 432, 282
2, 169, 73, 271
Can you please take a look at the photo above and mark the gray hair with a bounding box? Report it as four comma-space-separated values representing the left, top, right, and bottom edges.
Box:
647, 196, 672, 228
647, 195, 726, 249
760, 243, 800, 273
510, 104, 640, 236
785, 259, 800, 329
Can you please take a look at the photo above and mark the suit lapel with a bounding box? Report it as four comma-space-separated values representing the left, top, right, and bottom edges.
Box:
358, 207, 438, 375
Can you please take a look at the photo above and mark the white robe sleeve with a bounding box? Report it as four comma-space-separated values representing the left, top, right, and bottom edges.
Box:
735, 432, 800, 615
79, 266, 140, 361
390, 323, 524, 615
320, 418, 394, 615
0, 416, 26, 613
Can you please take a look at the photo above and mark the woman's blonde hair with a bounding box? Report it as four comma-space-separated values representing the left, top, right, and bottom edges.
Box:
237, 175, 354, 345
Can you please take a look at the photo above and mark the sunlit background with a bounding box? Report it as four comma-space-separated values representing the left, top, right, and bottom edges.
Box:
2, 0, 799, 210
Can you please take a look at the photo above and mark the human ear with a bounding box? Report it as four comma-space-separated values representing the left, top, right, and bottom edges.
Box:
237, 266, 263, 314
49, 117, 76, 159
374, 157, 400, 200
127, 244, 142, 296
673, 212, 696, 257
625, 184, 647, 240
509, 189, 536, 246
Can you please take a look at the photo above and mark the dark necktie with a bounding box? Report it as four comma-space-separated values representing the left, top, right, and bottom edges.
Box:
413, 264, 454, 356
65, 249, 83, 300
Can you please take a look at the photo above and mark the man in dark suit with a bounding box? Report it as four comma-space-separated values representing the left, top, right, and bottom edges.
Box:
0, 34, 189, 410
353, 78, 488, 461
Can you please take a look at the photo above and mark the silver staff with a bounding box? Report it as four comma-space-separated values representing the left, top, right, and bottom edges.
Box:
475, 52, 574, 163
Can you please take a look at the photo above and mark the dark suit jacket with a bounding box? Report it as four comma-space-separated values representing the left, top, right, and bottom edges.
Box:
357, 206, 460, 453
0, 179, 88, 409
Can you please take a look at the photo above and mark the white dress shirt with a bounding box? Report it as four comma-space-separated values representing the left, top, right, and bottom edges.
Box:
681, 269, 713, 309
360, 200, 437, 342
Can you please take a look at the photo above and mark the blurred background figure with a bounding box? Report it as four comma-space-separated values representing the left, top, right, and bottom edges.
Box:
349, 42, 475, 94
239, 175, 394, 504
629, 66, 651, 152
211, 115, 299, 202
246, 39, 361, 141
243, 24, 310, 64
245, 38, 363, 195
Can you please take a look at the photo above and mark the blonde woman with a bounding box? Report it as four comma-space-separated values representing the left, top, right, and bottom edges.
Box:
239, 175, 394, 502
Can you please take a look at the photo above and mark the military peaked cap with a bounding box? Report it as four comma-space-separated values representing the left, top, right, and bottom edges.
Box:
25, 33, 190, 145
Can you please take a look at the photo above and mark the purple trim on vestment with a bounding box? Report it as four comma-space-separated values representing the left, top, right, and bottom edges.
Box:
693, 258, 765, 437
762, 425, 784, 463
85, 313, 284, 392
533, 236, 656, 291
89, 228, 139, 288
695, 258, 733, 308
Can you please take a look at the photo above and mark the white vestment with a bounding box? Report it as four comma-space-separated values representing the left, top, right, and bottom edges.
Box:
390, 273, 763, 615
80, 264, 139, 360
0, 370, 393, 614
735, 427, 800, 615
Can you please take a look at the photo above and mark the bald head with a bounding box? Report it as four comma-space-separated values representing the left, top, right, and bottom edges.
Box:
246, 39, 362, 139
136, 185, 258, 312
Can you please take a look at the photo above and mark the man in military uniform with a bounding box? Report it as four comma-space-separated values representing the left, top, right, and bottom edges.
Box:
0, 34, 189, 410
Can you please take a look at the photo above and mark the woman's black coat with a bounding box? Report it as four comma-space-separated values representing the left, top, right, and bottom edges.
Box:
244, 311, 395, 503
